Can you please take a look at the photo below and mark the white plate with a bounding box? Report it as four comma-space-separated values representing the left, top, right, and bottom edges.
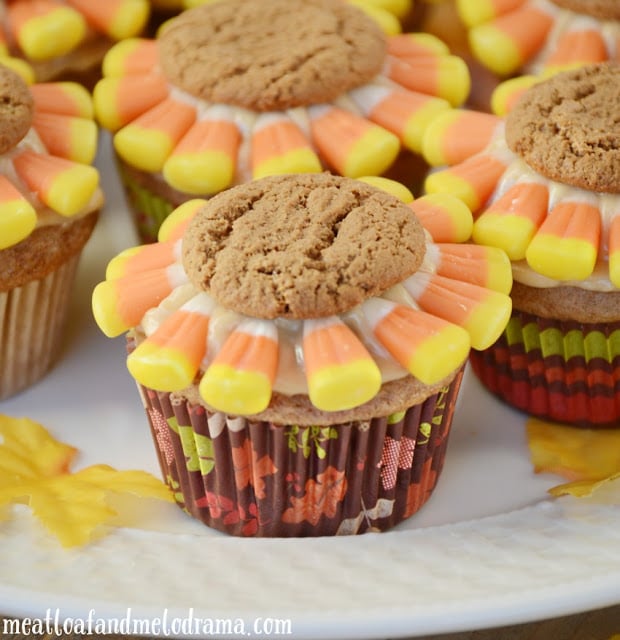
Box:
0, 135, 619, 640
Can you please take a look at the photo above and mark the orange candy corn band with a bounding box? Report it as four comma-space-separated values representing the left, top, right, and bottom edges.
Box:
92, 183, 514, 415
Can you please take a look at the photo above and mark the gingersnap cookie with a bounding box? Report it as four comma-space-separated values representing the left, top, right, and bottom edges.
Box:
93, 173, 513, 536
182, 173, 425, 319
158, 0, 385, 111
550, 0, 620, 20
0, 66, 33, 155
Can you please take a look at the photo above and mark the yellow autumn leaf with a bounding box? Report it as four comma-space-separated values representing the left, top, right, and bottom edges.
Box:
0, 415, 173, 547
548, 472, 620, 498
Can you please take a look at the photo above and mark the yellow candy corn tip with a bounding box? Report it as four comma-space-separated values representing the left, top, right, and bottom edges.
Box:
401, 97, 450, 154
362, 0, 412, 19
479, 246, 513, 295
424, 170, 481, 213
456, 0, 496, 27
464, 292, 512, 350
307, 360, 382, 412
473, 212, 536, 261
102, 38, 145, 77
252, 148, 322, 181
407, 324, 470, 385
469, 24, 523, 76
67, 118, 98, 165
0, 56, 35, 84
358, 175, 414, 203
421, 110, 460, 167
163, 151, 236, 195
342, 126, 400, 178
491, 76, 539, 116
106, 246, 143, 280
114, 126, 173, 172
127, 343, 197, 391
610, 254, 620, 289
47, 165, 99, 217
525, 237, 598, 281
18, 9, 87, 61
157, 198, 206, 242
0, 201, 37, 250
93, 79, 126, 131
403, 33, 450, 56
348, 1, 402, 35
106, 1, 150, 40
57, 82, 94, 119
199, 365, 273, 416
92, 281, 129, 338
437, 56, 471, 107
414, 193, 474, 243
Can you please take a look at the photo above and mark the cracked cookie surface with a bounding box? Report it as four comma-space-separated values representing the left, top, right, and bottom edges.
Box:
182, 173, 426, 319
0, 66, 33, 155
157, 0, 386, 112
505, 63, 620, 193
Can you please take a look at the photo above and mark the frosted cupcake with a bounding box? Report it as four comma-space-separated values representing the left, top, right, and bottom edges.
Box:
0, 65, 102, 399
423, 63, 620, 428
92, 173, 512, 536
93, 0, 470, 241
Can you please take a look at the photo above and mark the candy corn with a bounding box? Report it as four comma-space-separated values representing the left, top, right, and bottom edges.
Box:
473, 182, 548, 260
456, 0, 526, 28
362, 298, 470, 384
525, 201, 601, 281
32, 112, 97, 164
364, 0, 412, 19
66, 0, 149, 40
408, 193, 473, 243
422, 109, 501, 166
467, 6, 554, 76
113, 98, 197, 172
30, 82, 93, 118
544, 29, 608, 75
127, 293, 215, 391
302, 317, 381, 411
0, 55, 35, 85
92, 264, 188, 337
431, 243, 512, 294
106, 239, 181, 280
387, 33, 450, 58
0, 175, 37, 250
609, 216, 620, 288
424, 152, 510, 213
163, 108, 242, 195
490, 75, 539, 116
348, 0, 401, 35
349, 83, 450, 153
12, 151, 99, 217
309, 105, 400, 178
250, 112, 321, 180
358, 175, 414, 203
93, 75, 169, 131
199, 319, 279, 415
403, 272, 512, 350
8, 0, 87, 60
157, 199, 206, 243
102, 38, 159, 77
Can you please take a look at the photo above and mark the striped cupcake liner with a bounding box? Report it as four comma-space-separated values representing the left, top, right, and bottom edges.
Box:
137, 368, 464, 537
469, 311, 620, 428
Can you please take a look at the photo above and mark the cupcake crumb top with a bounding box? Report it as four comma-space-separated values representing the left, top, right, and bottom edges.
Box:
182, 173, 426, 319
0, 65, 33, 155
157, 0, 386, 111
505, 63, 620, 194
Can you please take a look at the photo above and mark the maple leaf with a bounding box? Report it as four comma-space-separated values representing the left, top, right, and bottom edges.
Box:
0, 415, 174, 547
526, 418, 620, 498
282, 466, 347, 526
231, 438, 277, 500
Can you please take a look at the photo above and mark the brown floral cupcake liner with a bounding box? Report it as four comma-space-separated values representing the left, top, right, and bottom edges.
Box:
137, 368, 464, 537
469, 311, 620, 428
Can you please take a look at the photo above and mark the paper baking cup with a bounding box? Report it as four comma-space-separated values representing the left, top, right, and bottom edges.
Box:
138, 369, 464, 537
469, 311, 620, 428
0, 254, 80, 399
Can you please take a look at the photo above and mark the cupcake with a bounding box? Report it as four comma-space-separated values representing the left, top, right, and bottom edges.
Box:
93, 0, 471, 242
424, 63, 620, 428
454, 0, 620, 114
0, 65, 103, 399
91, 173, 512, 536
0, 0, 150, 85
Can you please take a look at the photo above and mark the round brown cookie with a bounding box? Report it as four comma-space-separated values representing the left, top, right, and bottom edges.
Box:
157, 0, 386, 111
0, 65, 33, 155
182, 173, 426, 319
505, 63, 620, 193
510, 281, 620, 323
550, 0, 620, 20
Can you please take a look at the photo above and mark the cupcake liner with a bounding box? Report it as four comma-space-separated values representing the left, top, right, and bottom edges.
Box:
469, 310, 620, 428
0, 254, 80, 399
137, 368, 464, 537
